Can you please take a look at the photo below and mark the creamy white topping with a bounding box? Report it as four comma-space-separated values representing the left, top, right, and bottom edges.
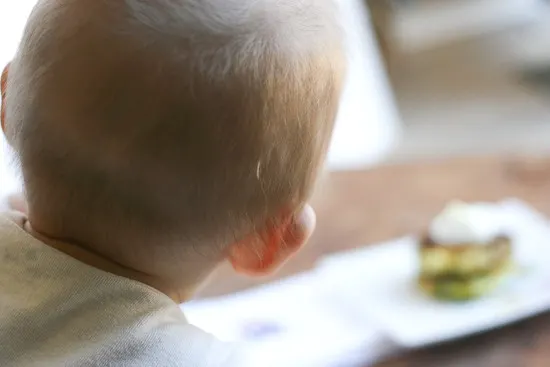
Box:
428, 201, 505, 245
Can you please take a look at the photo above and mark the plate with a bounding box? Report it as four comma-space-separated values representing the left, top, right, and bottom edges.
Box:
314, 199, 550, 348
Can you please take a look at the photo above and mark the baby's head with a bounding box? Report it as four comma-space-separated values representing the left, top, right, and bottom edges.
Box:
1, 0, 345, 297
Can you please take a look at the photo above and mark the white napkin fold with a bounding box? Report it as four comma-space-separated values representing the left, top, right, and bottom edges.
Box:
183, 273, 396, 367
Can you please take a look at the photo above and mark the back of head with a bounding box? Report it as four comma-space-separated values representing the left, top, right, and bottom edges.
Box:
5, 0, 345, 255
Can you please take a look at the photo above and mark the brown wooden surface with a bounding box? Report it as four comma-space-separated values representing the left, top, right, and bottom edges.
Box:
199, 155, 550, 366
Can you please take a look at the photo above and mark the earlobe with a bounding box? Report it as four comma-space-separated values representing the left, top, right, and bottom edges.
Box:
227, 223, 288, 276
1, 63, 11, 134
228, 205, 316, 276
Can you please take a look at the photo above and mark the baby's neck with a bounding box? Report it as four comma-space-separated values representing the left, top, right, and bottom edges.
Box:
11, 213, 200, 303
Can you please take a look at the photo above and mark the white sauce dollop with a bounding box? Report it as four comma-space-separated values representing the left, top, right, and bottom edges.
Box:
429, 201, 505, 245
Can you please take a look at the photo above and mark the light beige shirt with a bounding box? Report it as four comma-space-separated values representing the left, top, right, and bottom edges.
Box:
0, 214, 240, 366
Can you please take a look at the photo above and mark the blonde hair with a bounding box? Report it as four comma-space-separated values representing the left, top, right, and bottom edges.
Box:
6, 0, 345, 254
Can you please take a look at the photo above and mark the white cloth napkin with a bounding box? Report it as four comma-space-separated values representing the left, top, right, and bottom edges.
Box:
183, 273, 397, 367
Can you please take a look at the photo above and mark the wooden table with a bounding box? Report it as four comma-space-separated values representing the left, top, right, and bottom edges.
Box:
200, 155, 550, 366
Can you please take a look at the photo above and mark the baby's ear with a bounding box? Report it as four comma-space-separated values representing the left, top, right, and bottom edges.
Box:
228, 205, 316, 276
1, 63, 10, 134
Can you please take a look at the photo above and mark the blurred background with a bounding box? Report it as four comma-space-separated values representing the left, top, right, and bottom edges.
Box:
372, 0, 550, 162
